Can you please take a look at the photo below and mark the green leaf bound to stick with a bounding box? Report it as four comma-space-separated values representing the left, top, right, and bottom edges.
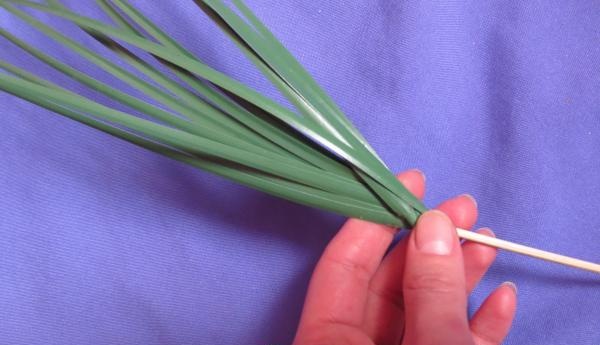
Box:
2, 0, 600, 273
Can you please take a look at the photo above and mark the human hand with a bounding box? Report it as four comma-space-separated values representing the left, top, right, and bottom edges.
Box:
293, 169, 517, 345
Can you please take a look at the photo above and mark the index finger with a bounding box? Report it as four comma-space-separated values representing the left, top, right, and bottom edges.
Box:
295, 170, 426, 330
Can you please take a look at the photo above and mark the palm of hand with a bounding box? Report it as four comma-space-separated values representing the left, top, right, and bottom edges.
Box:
293, 170, 516, 345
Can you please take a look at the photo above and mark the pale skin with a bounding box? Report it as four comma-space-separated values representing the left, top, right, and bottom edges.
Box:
293, 169, 517, 345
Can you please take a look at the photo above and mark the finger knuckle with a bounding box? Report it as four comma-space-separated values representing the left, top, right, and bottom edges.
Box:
404, 272, 462, 294
369, 285, 405, 310
470, 250, 494, 270
322, 255, 372, 282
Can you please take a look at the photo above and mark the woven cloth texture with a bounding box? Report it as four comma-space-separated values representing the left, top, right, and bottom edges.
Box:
1, 1, 599, 344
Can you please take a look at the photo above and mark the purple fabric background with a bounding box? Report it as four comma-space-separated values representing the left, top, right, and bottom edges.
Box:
1, 1, 599, 344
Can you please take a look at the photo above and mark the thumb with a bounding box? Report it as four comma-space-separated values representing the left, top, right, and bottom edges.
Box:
402, 210, 473, 345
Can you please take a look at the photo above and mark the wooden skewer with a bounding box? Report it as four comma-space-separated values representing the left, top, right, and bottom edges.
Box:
456, 228, 600, 274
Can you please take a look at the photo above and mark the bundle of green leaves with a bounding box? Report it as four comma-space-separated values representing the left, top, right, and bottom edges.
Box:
0, 0, 427, 229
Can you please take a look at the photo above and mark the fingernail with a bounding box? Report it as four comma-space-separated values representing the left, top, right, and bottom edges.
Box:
415, 210, 454, 255
459, 193, 477, 209
410, 169, 426, 183
501, 281, 518, 295
477, 227, 495, 237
